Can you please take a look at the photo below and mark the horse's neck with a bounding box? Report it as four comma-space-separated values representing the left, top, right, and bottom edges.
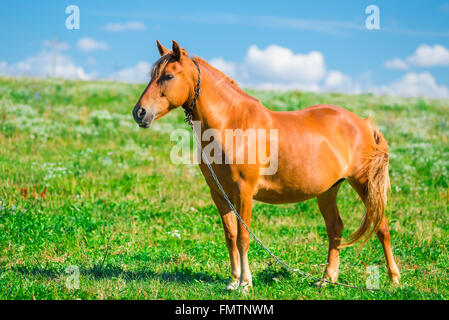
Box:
191, 65, 261, 131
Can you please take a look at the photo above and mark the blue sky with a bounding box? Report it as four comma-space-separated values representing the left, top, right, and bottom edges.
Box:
1, 0, 449, 97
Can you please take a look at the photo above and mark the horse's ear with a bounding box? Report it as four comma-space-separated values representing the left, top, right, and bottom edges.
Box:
172, 40, 183, 61
156, 40, 168, 56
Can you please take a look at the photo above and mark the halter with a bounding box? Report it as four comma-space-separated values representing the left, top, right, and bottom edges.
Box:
183, 58, 201, 126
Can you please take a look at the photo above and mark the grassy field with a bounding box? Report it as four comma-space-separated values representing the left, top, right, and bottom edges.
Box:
0, 75, 448, 300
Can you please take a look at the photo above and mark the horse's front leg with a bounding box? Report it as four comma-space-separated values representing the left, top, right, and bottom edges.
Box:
210, 190, 241, 290
234, 184, 254, 292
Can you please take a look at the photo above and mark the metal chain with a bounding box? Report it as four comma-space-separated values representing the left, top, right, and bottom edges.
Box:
185, 58, 379, 291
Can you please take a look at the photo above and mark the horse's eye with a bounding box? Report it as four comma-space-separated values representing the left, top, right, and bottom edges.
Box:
164, 74, 174, 81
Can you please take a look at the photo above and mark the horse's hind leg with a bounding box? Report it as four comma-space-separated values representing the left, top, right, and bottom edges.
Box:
376, 216, 401, 284
348, 178, 400, 284
317, 181, 344, 284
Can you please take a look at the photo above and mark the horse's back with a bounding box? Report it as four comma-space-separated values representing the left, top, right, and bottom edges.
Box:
272, 104, 373, 151
273, 104, 365, 125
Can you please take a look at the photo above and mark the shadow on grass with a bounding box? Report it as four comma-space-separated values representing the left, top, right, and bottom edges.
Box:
254, 262, 294, 285
11, 264, 226, 285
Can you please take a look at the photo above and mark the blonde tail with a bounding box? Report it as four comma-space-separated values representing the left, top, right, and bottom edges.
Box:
341, 119, 390, 248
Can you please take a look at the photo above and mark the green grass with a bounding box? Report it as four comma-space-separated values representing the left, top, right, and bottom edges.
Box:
0, 75, 448, 300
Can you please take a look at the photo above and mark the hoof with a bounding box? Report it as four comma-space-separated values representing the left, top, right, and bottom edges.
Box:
239, 282, 252, 294
315, 273, 336, 288
391, 275, 400, 285
315, 280, 328, 288
225, 279, 240, 291
388, 270, 401, 285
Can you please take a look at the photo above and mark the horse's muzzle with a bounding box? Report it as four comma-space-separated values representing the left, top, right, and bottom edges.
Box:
133, 105, 154, 128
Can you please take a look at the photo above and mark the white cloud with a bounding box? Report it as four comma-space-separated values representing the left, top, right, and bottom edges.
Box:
323, 70, 449, 98
210, 45, 326, 91
372, 72, 449, 98
384, 58, 409, 70
323, 70, 362, 94
104, 21, 146, 32
385, 44, 449, 69
324, 70, 347, 88
209, 45, 449, 99
406, 44, 449, 67
0, 50, 93, 80
110, 61, 151, 83
77, 37, 108, 52
244, 45, 325, 87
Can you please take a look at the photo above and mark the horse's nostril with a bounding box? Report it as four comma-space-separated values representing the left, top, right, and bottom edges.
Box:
137, 107, 146, 120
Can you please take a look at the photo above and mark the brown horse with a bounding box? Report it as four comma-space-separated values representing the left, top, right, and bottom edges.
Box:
133, 40, 400, 291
